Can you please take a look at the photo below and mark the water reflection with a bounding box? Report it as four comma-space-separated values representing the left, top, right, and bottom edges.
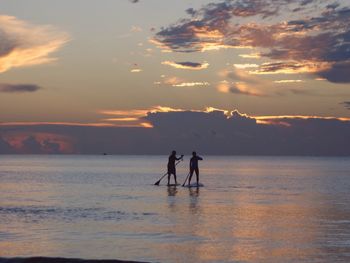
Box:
2, 156, 350, 262
166, 185, 178, 211
167, 186, 178, 197
189, 188, 200, 213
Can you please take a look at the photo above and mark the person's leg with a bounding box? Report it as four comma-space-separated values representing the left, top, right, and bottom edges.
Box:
174, 171, 177, 184
167, 172, 170, 185
195, 168, 199, 184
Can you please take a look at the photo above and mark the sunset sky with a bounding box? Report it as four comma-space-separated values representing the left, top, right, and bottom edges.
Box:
0, 0, 349, 154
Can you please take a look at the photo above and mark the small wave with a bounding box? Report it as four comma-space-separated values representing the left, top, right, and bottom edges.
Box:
0, 257, 148, 263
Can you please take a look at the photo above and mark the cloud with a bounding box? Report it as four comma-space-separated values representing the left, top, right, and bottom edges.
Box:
154, 76, 210, 88
2, 108, 350, 155
1, 131, 74, 154
249, 62, 329, 75
131, 26, 142, 32
131, 68, 143, 73
0, 83, 41, 93
317, 61, 350, 83
340, 101, 350, 110
218, 68, 268, 96
129, 0, 140, 3
21, 135, 43, 154
172, 82, 210, 87
229, 83, 265, 96
239, 53, 261, 59
163, 76, 182, 85
162, 61, 209, 70
233, 64, 259, 69
153, 0, 350, 83
0, 15, 69, 73
274, 80, 303, 83
98, 106, 183, 127
0, 136, 14, 154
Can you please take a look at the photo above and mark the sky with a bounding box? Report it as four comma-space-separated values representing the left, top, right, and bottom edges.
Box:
0, 0, 349, 155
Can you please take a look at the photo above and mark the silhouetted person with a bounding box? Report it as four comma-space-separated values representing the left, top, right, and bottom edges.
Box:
188, 151, 203, 185
167, 150, 183, 185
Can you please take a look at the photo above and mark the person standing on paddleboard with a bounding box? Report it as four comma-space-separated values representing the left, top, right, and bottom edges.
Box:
188, 151, 203, 185
167, 150, 183, 185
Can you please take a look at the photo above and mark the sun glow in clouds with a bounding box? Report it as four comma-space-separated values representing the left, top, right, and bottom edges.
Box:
98, 106, 186, 127
0, 15, 69, 73
130, 68, 143, 73
274, 80, 304, 83
234, 64, 259, 69
172, 82, 210, 87
239, 53, 261, 59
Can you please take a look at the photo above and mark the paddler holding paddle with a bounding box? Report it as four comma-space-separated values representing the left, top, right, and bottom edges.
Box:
188, 151, 203, 186
167, 150, 184, 186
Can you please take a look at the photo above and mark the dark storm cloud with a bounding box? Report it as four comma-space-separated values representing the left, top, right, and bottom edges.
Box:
0, 83, 41, 93
0, 136, 14, 154
19, 135, 61, 154
153, 0, 350, 83
1, 109, 350, 155
21, 136, 43, 154
318, 61, 350, 83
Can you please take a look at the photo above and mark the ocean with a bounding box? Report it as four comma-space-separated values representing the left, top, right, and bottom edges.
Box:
1, 155, 350, 263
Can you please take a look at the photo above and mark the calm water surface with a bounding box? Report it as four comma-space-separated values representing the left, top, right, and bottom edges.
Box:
1, 155, 350, 262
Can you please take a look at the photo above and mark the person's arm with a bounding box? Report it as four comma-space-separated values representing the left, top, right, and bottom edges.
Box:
198, 156, 203, 161
176, 155, 184, 161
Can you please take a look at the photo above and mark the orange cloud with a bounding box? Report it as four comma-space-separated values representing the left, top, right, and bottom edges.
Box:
98, 106, 186, 127
0, 15, 69, 73
154, 75, 210, 88
254, 115, 350, 123
274, 80, 303, 83
234, 64, 259, 69
163, 76, 182, 85
230, 82, 265, 96
153, 1, 350, 82
3, 132, 74, 154
0, 122, 118, 127
172, 82, 210, 87
130, 68, 143, 73
239, 53, 261, 59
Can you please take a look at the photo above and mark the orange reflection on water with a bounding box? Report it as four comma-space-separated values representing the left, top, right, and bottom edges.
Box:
161, 181, 330, 263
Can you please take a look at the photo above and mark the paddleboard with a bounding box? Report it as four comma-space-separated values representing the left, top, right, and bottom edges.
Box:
184, 182, 204, 188
167, 183, 180, 187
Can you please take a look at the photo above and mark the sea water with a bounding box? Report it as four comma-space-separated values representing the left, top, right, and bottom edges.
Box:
1, 155, 350, 263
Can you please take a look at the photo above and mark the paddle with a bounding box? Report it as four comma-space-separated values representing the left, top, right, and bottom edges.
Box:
154, 159, 182, 186
182, 171, 191, 187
